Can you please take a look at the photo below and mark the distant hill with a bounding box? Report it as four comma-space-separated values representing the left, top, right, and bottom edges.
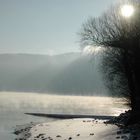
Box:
0, 53, 107, 95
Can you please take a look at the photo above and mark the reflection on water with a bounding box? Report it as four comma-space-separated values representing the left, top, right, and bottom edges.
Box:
0, 92, 129, 140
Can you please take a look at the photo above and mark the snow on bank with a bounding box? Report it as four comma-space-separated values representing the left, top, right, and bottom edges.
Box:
14, 118, 130, 140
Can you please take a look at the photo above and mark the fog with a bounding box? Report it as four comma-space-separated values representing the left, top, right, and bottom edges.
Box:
0, 53, 128, 139
0, 92, 128, 116
0, 53, 107, 96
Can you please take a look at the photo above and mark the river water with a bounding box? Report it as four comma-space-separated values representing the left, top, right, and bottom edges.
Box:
0, 92, 129, 140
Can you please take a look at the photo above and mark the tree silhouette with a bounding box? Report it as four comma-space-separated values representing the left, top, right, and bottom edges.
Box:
79, 0, 140, 124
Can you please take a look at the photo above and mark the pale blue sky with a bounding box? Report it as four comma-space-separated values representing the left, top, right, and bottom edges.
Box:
0, 0, 117, 55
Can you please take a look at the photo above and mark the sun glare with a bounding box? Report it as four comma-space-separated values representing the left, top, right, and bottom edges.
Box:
121, 4, 134, 18
83, 45, 102, 54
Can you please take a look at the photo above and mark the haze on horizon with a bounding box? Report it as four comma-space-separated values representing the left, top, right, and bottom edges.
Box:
0, 0, 117, 55
0, 53, 108, 95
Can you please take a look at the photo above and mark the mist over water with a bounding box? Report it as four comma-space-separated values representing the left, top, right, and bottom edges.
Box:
0, 53, 128, 139
0, 53, 108, 95
0, 92, 129, 140
0, 92, 128, 115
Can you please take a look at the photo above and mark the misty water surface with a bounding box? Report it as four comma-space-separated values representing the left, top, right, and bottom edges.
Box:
0, 92, 129, 140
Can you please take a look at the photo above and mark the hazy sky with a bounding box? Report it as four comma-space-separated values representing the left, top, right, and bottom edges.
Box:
0, 0, 117, 55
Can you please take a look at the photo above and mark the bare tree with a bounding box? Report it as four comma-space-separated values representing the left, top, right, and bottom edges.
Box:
79, 0, 140, 124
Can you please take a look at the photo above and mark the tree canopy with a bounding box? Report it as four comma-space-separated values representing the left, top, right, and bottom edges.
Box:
79, 0, 140, 124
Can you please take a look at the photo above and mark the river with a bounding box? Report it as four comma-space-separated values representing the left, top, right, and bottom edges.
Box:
0, 92, 129, 140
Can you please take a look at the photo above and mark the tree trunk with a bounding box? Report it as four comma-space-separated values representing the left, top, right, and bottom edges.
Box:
126, 45, 140, 125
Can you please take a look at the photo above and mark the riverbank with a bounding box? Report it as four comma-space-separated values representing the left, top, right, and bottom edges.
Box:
14, 118, 130, 140
14, 111, 140, 140
107, 110, 140, 140
0, 92, 130, 139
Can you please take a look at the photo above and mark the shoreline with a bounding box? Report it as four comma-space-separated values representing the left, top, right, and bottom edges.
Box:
14, 116, 130, 140
14, 112, 140, 140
